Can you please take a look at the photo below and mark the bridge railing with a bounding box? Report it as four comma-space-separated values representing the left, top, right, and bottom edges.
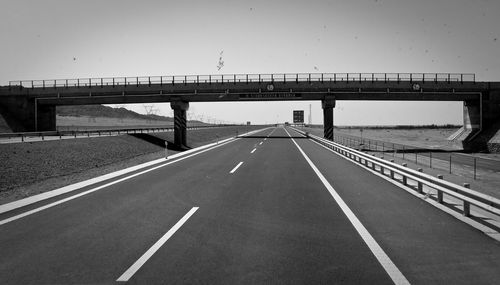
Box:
8, 73, 475, 89
290, 127, 500, 221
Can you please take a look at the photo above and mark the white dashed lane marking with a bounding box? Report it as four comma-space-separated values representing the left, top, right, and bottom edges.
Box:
230, 162, 244, 174
117, 207, 199, 282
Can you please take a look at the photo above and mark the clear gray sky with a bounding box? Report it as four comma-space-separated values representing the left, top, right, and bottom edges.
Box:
1, 0, 499, 125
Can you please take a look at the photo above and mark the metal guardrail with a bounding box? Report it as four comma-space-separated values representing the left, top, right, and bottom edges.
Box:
0, 125, 242, 142
8, 73, 476, 89
329, 131, 498, 177
291, 127, 500, 219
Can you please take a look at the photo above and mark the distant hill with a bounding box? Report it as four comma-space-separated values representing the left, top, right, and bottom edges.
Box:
57, 105, 173, 122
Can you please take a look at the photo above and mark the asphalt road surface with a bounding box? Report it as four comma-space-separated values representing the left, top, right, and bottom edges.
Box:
1, 127, 499, 284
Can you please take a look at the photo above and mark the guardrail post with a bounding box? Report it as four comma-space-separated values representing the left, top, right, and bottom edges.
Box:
390, 160, 395, 179
402, 163, 407, 185
463, 183, 471, 216
417, 168, 423, 193
437, 175, 444, 203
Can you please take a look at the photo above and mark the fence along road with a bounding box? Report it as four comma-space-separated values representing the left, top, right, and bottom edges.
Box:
0, 127, 499, 284
328, 130, 500, 172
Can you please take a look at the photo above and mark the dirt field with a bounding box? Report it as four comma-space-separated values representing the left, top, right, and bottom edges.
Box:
302, 126, 500, 199
336, 127, 460, 150
56, 115, 174, 130
0, 125, 265, 205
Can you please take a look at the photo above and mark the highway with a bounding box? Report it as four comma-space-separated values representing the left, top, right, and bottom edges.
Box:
0, 127, 499, 284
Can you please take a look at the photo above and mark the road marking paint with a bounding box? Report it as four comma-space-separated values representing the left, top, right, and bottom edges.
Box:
0, 139, 237, 226
0, 127, 275, 225
0, 127, 273, 217
117, 207, 199, 282
283, 128, 410, 285
266, 127, 277, 138
230, 162, 244, 173
251, 148, 256, 154
308, 138, 500, 243
259, 142, 263, 145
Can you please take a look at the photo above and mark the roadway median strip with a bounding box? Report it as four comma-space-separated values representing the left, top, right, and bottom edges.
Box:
116, 207, 199, 282
284, 128, 410, 285
230, 162, 244, 174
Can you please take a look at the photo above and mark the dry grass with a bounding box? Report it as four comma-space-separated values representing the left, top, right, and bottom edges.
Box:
56, 115, 173, 130
335, 127, 459, 150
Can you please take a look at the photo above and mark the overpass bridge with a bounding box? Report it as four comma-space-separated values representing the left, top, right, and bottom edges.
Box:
1, 73, 499, 151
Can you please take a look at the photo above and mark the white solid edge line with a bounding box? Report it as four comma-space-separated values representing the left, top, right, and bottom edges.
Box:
116, 207, 199, 282
308, 139, 500, 242
230, 162, 244, 174
251, 148, 256, 154
0, 127, 272, 215
283, 128, 410, 285
0, 139, 236, 226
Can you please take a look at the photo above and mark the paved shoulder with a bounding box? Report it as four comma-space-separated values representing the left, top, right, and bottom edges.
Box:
293, 131, 500, 284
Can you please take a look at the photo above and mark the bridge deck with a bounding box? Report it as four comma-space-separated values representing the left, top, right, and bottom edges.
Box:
3, 73, 493, 105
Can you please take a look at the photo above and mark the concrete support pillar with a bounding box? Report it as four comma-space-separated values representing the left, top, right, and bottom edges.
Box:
170, 100, 189, 149
322, 97, 335, 140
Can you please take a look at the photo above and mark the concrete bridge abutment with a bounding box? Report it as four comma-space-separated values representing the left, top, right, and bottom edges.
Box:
458, 92, 500, 152
170, 100, 189, 150
0, 95, 56, 132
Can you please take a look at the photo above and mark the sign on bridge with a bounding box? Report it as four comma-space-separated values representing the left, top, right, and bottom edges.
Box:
293, 110, 304, 124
